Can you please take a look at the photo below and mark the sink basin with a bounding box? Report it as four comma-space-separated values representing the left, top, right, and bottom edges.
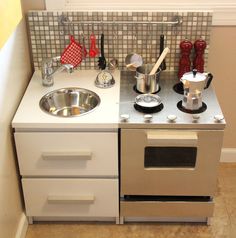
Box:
39, 88, 100, 117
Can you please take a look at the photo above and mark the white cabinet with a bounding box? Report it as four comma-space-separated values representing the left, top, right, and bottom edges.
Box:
23, 178, 119, 217
15, 132, 118, 177
14, 131, 119, 223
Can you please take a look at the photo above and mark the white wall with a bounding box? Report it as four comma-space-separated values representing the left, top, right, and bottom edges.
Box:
45, 0, 236, 25
0, 19, 31, 238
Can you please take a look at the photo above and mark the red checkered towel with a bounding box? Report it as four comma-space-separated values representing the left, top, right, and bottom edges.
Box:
61, 35, 83, 67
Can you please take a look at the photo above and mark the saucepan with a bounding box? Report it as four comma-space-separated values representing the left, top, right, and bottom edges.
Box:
135, 64, 161, 93
135, 47, 170, 94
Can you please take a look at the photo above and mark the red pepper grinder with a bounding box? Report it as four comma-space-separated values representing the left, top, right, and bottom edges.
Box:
178, 39, 193, 79
193, 39, 206, 73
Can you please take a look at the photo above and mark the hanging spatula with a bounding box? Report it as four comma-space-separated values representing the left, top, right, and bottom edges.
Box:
98, 33, 106, 70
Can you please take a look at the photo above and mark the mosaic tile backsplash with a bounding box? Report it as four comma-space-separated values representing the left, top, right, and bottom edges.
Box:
28, 11, 212, 71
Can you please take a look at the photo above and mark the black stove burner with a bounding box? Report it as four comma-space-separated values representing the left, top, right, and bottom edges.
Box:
177, 101, 207, 114
173, 82, 184, 95
134, 103, 164, 113
133, 85, 161, 94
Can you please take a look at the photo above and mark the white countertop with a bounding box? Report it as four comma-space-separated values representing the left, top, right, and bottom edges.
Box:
12, 70, 120, 131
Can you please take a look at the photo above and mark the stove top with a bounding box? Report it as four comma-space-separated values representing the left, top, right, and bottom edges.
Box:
119, 71, 226, 129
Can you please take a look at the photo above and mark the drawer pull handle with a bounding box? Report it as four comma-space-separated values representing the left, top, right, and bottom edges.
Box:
47, 195, 95, 203
42, 151, 92, 160
147, 131, 198, 147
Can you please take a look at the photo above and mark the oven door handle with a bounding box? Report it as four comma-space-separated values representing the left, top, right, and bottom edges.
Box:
146, 131, 198, 147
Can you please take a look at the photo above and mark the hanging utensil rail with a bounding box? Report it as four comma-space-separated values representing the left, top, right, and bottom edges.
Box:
58, 14, 182, 26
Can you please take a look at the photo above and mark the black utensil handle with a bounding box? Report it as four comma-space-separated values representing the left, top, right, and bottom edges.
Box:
160, 34, 166, 70
160, 34, 164, 53
192, 69, 198, 77
101, 33, 104, 56
205, 73, 213, 89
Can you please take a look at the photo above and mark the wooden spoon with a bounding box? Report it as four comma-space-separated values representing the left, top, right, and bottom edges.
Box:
149, 47, 170, 75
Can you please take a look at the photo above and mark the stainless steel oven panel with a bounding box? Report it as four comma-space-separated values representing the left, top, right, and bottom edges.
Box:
120, 200, 214, 218
121, 129, 224, 196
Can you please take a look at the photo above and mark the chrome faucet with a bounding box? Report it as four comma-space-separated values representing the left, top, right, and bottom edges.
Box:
41, 56, 74, 86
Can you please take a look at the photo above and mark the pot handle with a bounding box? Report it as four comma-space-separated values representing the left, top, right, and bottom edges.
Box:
204, 73, 213, 89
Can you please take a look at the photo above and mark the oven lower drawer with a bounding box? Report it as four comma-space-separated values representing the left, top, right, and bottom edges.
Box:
120, 200, 214, 218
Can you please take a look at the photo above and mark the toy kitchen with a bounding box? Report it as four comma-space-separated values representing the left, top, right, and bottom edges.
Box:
12, 10, 225, 225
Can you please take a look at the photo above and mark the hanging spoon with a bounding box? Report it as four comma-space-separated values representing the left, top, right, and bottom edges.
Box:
89, 23, 99, 58
89, 33, 98, 57
108, 22, 119, 70
79, 26, 87, 60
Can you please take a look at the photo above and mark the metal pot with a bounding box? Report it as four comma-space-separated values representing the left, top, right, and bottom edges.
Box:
135, 64, 161, 93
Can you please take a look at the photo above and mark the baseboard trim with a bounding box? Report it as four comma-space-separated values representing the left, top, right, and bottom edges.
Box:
15, 213, 28, 238
220, 148, 236, 162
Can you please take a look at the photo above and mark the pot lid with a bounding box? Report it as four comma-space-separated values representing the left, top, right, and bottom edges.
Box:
182, 69, 206, 82
135, 94, 162, 108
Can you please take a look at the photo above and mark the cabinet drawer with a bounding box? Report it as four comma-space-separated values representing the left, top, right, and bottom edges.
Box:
120, 200, 214, 217
22, 178, 119, 217
15, 132, 118, 176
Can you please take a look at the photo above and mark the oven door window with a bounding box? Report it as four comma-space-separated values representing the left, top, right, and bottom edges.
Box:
144, 146, 197, 168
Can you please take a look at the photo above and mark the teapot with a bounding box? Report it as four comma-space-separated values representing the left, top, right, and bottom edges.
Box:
180, 69, 213, 111
180, 69, 213, 94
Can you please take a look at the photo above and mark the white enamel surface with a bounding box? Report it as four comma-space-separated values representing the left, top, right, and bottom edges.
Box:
12, 70, 120, 130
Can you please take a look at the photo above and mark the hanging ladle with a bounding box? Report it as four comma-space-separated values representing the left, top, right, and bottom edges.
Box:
149, 47, 170, 75
125, 23, 143, 71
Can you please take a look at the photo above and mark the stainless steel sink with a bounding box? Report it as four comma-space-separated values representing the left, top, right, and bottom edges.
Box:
39, 88, 100, 117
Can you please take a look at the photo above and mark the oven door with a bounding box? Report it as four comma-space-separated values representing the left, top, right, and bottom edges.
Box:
121, 129, 223, 196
